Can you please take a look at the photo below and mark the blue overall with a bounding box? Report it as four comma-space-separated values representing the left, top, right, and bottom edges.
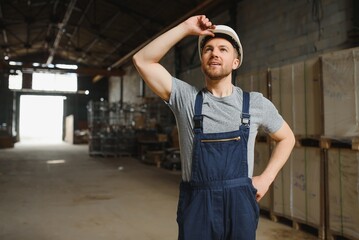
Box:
177, 91, 259, 240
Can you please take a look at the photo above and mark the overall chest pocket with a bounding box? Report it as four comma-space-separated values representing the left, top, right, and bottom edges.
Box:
198, 135, 247, 180
201, 136, 241, 143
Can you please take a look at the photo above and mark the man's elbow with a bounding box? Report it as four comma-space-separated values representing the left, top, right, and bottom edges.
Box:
288, 130, 296, 148
271, 122, 296, 148
283, 126, 296, 150
132, 52, 141, 68
133, 52, 151, 73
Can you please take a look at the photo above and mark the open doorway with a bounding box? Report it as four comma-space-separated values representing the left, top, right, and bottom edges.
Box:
19, 95, 65, 143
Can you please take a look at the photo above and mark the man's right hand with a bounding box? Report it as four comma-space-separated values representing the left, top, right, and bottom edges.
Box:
183, 15, 216, 37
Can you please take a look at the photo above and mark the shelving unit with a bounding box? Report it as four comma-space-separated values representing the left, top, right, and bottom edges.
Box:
87, 99, 175, 158
87, 101, 137, 157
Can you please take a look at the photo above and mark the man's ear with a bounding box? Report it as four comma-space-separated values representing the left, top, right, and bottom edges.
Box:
232, 58, 240, 70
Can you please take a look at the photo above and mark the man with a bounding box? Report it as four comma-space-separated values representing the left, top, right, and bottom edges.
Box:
133, 15, 295, 240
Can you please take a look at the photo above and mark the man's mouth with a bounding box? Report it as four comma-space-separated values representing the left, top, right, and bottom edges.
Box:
208, 62, 221, 66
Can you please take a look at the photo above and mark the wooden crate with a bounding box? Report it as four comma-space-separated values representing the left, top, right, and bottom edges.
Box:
322, 47, 359, 138
327, 148, 359, 240
143, 150, 165, 167
0, 136, 14, 149
291, 147, 322, 227
270, 58, 322, 138
236, 69, 268, 98
253, 142, 271, 210
272, 150, 293, 219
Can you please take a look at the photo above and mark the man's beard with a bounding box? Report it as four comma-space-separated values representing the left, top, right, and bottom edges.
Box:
203, 66, 232, 81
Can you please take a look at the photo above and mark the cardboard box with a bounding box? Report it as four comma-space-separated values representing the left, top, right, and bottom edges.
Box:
253, 142, 271, 210
328, 149, 359, 239
0, 136, 14, 148
273, 152, 292, 218
157, 134, 168, 142
291, 147, 321, 226
322, 47, 359, 138
144, 150, 165, 167
236, 70, 268, 98
271, 59, 322, 137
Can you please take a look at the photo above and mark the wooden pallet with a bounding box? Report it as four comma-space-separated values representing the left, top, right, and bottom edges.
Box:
294, 136, 321, 148
269, 212, 323, 239
320, 137, 359, 150
327, 230, 358, 240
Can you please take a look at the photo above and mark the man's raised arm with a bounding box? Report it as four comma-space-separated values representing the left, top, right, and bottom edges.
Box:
132, 15, 215, 101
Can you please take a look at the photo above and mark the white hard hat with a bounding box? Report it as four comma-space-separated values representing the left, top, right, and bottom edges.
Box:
198, 25, 243, 67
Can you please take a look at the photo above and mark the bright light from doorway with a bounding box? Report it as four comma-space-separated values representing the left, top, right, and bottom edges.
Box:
32, 72, 77, 92
19, 95, 65, 143
8, 68, 78, 92
8, 70, 22, 89
55, 64, 78, 70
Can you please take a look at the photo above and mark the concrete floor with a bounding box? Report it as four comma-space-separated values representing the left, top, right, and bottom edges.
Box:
0, 142, 319, 240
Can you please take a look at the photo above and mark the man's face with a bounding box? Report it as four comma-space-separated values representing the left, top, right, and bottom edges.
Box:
201, 38, 240, 81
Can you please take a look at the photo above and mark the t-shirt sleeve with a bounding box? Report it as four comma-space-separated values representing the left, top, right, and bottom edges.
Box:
167, 77, 198, 113
257, 94, 284, 134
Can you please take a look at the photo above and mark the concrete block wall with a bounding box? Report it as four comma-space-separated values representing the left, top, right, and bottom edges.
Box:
111, 0, 353, 103
237, 0, 352, 74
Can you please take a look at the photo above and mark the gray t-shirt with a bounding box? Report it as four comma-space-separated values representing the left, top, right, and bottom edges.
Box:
167, 77, 283, 181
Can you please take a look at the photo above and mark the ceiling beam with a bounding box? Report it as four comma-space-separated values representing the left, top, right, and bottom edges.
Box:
108, 0, 221, 70
100, 0, 165, 63
82, 11, 121, 53
3, 64, 125, 77
44, 0, 60, 49
106, 0, 164, 27
46, 0, 77, 65
0, 2, 9, 55
68, 0, 94, 46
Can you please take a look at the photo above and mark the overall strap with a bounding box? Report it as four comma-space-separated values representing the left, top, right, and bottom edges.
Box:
193, 91, 204, 134
193, 90, 250, 133
241, 91, 250, 127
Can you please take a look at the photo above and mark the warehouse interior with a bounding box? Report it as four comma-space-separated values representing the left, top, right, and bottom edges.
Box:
0, 0, 358, 239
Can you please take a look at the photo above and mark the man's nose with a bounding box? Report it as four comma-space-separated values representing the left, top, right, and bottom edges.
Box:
210, 48, 220, 57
